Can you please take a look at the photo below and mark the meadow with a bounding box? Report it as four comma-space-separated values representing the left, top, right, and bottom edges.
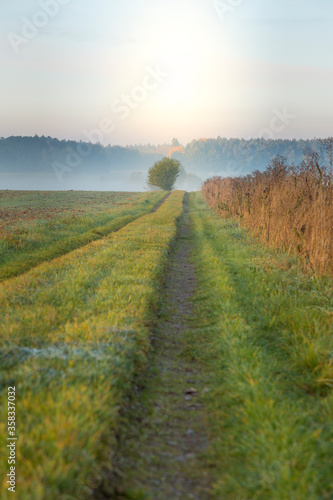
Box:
0, 190, 184, 499
0, 190, 166, 281
0, 189, 332, 499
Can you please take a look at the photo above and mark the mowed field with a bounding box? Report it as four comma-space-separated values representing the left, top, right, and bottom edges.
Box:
0, 190, 332, 499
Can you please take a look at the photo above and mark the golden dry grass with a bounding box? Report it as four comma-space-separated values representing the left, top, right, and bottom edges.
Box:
202, 152, 333, 275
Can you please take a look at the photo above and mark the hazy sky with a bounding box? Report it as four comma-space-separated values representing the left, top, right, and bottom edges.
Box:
1, 0, 332, 145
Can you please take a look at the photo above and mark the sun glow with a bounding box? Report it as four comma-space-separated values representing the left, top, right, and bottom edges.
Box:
133, 2, 220, 103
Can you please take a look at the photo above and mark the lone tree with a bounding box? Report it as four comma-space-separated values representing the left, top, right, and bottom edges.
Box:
147, 157, 181, 191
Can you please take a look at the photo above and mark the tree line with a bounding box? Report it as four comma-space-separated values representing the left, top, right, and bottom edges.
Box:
0, 135, 329, 180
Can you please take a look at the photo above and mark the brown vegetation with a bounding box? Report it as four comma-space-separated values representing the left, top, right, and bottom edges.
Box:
202, 150, 333, 275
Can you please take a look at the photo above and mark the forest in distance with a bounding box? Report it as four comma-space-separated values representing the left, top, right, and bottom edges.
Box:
0, 135, 329, 191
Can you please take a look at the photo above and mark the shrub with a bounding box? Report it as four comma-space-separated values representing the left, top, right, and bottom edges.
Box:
147, 157, 181, 191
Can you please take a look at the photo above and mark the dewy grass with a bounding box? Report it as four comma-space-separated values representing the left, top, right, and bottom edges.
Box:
0, 191, 166, 281
188, 193, 333, 500
0, 191, 184, 500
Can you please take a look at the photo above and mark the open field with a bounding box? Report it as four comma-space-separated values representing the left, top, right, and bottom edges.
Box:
0, 191, 184, 499
0, 190, 332, 499
0, 190, 166, 281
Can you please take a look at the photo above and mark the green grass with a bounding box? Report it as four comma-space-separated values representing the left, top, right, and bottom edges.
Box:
188, 192, 333, 499
0, 190, 166, 281
2, 189, 333, 499
0, 191, 184, 500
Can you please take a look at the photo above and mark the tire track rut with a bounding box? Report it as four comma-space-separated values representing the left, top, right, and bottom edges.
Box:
102, 193, 212, 499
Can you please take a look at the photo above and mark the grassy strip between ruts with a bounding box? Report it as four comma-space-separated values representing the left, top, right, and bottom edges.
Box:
0, 191, 166, 282
0, 191, 184, 500
188, 193, 333, 499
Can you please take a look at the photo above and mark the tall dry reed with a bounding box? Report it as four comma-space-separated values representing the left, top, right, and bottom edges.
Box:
202, 152, 333, 275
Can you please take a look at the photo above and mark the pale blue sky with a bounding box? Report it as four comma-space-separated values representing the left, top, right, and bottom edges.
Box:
0, 0, 332, 145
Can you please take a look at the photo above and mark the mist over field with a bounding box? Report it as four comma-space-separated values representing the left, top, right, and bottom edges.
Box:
1, 1, 333, 498
1, 2, 332, 193
0, 135, 327, 192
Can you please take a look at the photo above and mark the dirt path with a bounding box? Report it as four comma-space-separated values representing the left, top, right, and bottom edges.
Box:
103, 193, 213, 499
151, 191, 171, 212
